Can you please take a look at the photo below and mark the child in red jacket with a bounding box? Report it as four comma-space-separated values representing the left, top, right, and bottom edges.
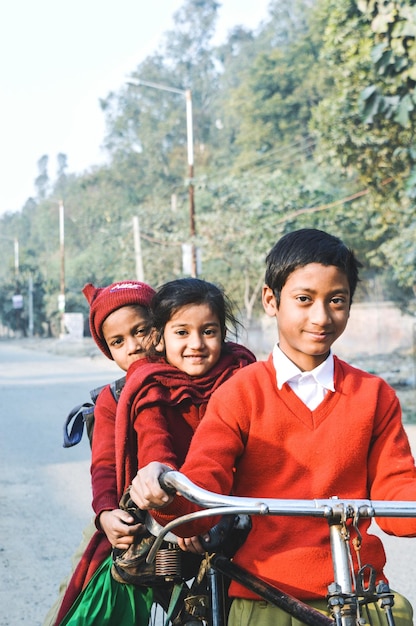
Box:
131, 229, 416, 626
45, 280, 155, 626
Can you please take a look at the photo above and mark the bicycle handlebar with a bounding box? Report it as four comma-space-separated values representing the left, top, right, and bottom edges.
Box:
159, 470, 416, 518
146, 470, 416, 563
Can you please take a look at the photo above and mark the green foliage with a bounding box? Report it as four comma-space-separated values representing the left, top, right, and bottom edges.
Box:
1, 0, 415, 337
358, 0, 416, 126
312, 0, 416, 196
226, 0, 322, 163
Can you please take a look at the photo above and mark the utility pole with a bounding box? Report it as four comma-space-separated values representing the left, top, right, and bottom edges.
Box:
128, 79, 197, 277
133, 216, 144, 282
13, 238, 19, 277
28, 275, 34, 337
58, 200, 65, 335
185, 89, 196, 277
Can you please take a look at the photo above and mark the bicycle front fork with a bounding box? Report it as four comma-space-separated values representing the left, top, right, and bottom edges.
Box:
328, 518, 396, 626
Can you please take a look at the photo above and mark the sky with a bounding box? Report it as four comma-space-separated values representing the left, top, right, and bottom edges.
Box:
0, 1, 271, 217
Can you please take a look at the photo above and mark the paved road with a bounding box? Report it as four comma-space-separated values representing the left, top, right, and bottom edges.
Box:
0, 339, 120, 626
0, 338, 415, 625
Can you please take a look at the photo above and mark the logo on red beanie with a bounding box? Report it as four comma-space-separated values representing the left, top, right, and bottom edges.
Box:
109, 282, 144, 293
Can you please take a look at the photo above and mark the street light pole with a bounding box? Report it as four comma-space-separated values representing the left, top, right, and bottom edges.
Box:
58, 200, 66, 336
1, 235, 20, 278
1, 235, 23, 335
128, 79, 197, 277
185, 89, 196, 241
13, 238, 19, 277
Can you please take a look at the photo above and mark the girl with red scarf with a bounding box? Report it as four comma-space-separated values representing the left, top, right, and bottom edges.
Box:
56, 278, 255, 625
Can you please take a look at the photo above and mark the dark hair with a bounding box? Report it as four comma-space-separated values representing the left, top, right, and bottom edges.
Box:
151, 278, 239, 349
265, 228, 362, 305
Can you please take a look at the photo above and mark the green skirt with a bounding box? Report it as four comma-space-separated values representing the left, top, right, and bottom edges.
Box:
59, 555, 153, 625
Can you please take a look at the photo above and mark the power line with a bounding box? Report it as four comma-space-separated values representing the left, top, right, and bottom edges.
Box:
273, 178, 394, 224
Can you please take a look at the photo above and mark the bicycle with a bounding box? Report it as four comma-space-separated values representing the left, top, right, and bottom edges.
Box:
143, 470, 416, 626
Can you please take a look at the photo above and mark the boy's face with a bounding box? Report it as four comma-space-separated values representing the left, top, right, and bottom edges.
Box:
262, 263, 351, 371
102, 305, 151, 371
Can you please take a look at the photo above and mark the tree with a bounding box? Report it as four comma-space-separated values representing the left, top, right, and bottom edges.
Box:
34, 154, 49, 199
358, 0, 416, 130
102, 0, 221, 171
222, 0, 322, 167
312, 0, 416, 195
2, 0, 415, 320
311, 0, 416, 296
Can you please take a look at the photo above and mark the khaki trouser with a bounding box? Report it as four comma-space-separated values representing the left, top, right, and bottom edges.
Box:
228, 592, 413, 626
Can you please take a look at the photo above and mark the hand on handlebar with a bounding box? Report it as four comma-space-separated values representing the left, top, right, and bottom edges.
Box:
177, 535, 207, 554
130, 462, 174, 510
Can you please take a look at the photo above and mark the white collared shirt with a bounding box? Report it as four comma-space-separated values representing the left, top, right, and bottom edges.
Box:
272, 344, 335, 410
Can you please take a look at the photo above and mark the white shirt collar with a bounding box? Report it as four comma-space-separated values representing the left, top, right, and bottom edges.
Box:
272, 344, 335, 392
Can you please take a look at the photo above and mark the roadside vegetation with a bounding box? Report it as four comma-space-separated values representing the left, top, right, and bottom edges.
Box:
0, 0, 415, 337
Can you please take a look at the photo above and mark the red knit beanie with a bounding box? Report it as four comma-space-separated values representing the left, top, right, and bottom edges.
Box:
82, 281, 156, 359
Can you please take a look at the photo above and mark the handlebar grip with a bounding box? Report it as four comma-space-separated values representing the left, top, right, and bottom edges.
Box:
158, 470, 177, 495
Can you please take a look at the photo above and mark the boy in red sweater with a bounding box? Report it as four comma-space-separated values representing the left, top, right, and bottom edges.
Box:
130, 228, 416, 626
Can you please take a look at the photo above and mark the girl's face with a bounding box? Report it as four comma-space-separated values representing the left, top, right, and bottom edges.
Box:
102, 305, 151, 371
161, 303, 223, 377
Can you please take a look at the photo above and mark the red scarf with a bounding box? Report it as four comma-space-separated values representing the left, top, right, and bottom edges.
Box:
115, 342, 256, 496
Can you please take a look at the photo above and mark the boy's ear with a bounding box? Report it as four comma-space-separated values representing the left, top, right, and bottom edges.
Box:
262, 285, 278, 318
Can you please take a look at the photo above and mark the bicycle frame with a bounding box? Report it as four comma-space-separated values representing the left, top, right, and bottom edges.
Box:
146, 471, 416, 626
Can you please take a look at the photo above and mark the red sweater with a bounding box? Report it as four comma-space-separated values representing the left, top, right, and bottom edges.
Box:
153, 355, 416, 601
55, 343, 255, 624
